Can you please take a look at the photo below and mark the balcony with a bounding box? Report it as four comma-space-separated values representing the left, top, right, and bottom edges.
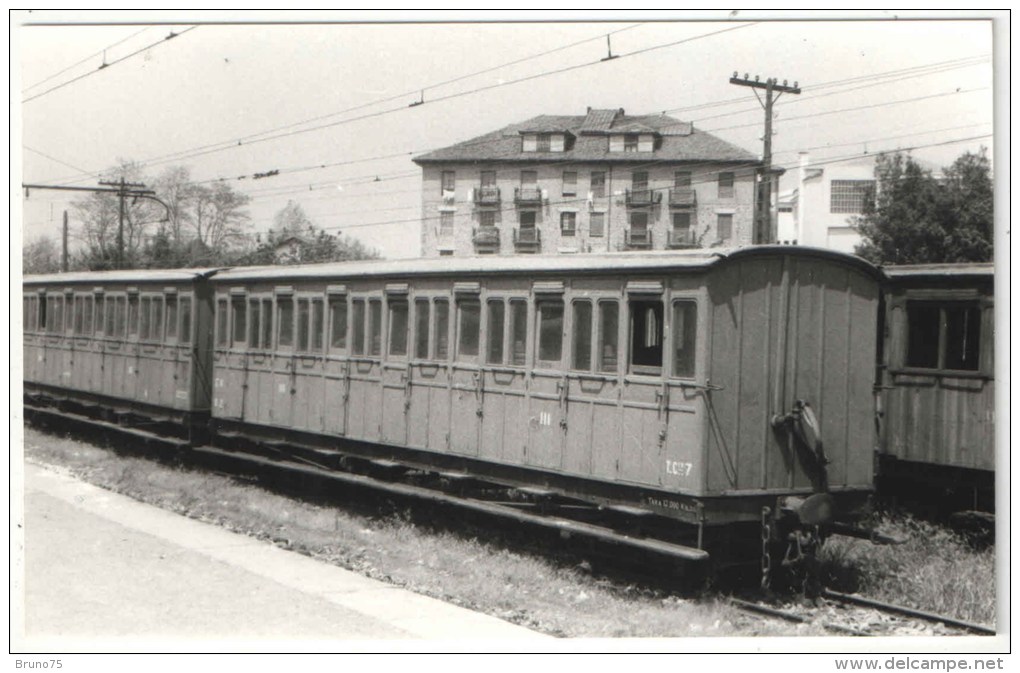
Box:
514, 187, 543, 206
513, 227, 541, 253
668, 188, 697, 208
625, 229, 653, 250
474, 185, 501, 206
667, 229, 698, 249
625, 188, 662, 207
472, 226, 500, 253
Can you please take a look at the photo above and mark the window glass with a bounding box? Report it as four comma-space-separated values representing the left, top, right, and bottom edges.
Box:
140, 297, 151, 340
521, 170, 537, 187
248, 299, 261, 348
74, 296, 84, 335
674, 171, 692, 188
598, 301, 619, 373
104, 297, 115, 335
311, 299, 324, 351
632, 171, 648, 191
84, 296, 94, 335
152, 297, 164, 342
115, 296, 126, 337
232, 297, 246, 345
440, 212, 454, 239
718, 172, 735, 198
457, 299, 481, 359
673, 212, 692, 230
278, 297, 294, 348
261, 299, 272, 349
369, 300, 382, 356
415, 299, 430, 359
479, 211, 496, 228
672, 301, 698, 378
509, 300, 527, 366
590, 212, 605, 237
560, 212, 576, 236
480, 170, 496, 187
166, 296, 178, 341
590, 172, 606, 198
630, 211, 648, 230
441, 171, 456, 193
330, 297, 347, 349
537, 299, 564, 363
572, 301, 592, 371
624, 134, 639, 152
297, 298, 309, 351
39, 295, 48, 331
830, 180, 876, 214
562, 171, 577, 196
629, 299, 663, 373
216, 299, 228, 346
519, 211, 536, 228
352, 299, 366, 355
537, 134, 551, 152
128, 295, 139, 337
944, 305, 981, 371
487, 300, 505, 364
389, 299, 408, 356
905, 302, 940, 368
50, 296, 63, 334
435, 299, 449, 360
180, 297, 192, 344
717, 214, 733, 241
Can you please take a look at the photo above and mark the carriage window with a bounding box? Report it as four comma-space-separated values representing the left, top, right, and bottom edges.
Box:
180, 297, 192, 345
672, 301, 698, 378
487, 299, 505, 364
216, 299, 228, 346
352, 299, 366, 355
572, 301, 592, 371
629, 299, 663, 374
598, 301, 619, 373
388, 299, 408, 357
369, 299, 383, 356
509, 300, 528, 366
435, 299, 450, 360
128, 295, 139, 337
296, 299, 310, 351
537, 299, 564, 364
278, 297, 294, 348
330, 297, 347, 350
115, 296, 126, 338
105, 297, 115, 336
457, 298, 481, 359
311, 299, 324, 352
261, 299, 272, 349
73, 296, 84, 335
140, 297, 151, 340
152, 297, 164, 342
84, 296, 94, 335
166, 297, 178, 341
906, 301, 981, 372
248, 299, 261, 348
232, 297, 247, 346
49, 296, 62, 334
415, 299, 430, 359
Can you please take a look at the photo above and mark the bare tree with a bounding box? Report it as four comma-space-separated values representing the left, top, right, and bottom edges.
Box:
22, 236, 61, 274
191, 182, 252, 262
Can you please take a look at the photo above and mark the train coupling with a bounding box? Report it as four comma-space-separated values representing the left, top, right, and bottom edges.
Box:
777, 492, 835, 526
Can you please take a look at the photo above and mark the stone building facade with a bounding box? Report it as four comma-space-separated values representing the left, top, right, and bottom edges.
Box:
413, 108, 764, 257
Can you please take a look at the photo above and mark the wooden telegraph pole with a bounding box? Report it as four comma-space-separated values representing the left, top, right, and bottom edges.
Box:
729, 73, 801, 244
99, 177, 150, 269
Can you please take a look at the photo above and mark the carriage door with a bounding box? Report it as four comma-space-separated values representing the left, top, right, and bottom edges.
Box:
662, 295, 704, 492
243, 294, 274, 425
617, 283, 668, 486
290, 294, 326, 433
346, 295, 384, 443
418, 297, 454, 453
527, 285, 567, 470
479, 296, 530, 466
449, 285, 483, 456
322, 287, 350, 437
380, 285, 410, 445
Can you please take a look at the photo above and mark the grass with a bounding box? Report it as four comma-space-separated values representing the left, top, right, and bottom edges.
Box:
22, 426, 994, 636
819, 515, 996, 626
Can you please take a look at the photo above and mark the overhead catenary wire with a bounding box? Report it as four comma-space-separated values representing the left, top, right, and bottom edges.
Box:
21, 26, 151, 93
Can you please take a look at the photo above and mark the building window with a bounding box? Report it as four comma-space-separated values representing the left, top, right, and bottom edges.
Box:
590, 212, 605, 237
440, 211, 454, 239
830, 179, 876, 214
537, 133, 551, 152
905, 301, 982, 372
629, 299, 663, 374
590, 171, 606, 198
718, 172, 735, 199
674, 171, 692, 188
630, 211, 648, 231
560, 212, 577, 236
717, 214, 733, 241
672, 301, 697, 378
441, 171, 455, 195
479, 211, 496, 228
562, 171, 577, 196
520, 211, 536, 228
632, 171, 649, 192
521, 170, 537, 188
480, 170, 496, 187
673, 211, 692, 231
624, 134, 639, 152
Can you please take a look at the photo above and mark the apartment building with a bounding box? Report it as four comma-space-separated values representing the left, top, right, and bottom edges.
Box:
413, 108, 764, 256
784, 152, 878, 253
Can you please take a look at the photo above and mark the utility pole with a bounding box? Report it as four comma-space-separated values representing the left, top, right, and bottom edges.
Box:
62, 210, 68, 273
729, 73, 801, 244
99, 177, 150, 269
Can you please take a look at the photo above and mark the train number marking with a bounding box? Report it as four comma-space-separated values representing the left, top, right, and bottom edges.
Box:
665, 460, 693, 477
278, 383, 287, 393
175, 390, 188, 400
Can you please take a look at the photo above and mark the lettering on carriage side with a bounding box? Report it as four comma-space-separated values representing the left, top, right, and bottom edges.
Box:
128, 365, 134, 375
175, 390, 188, 400
214, 377, 224, 388
278, 383, 287, 394
644, 497, 698, 513
665, 460, 694, 477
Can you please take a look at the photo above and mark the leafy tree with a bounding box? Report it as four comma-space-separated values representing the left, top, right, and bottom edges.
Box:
239, 201, 380, 266
854, 149, 993, 265
22, 236, 61, 274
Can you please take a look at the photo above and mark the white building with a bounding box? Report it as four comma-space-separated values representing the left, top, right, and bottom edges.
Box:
787, 152, 877, 254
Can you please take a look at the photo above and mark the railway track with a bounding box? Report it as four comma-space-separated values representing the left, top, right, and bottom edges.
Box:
25, 403, 997, 638
729, 592, 995, 637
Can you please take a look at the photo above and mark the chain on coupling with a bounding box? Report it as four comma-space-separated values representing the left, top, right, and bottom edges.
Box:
760, 506, 772, 591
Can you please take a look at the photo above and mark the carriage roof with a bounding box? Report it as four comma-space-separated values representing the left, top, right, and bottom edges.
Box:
23, 268, 220, 287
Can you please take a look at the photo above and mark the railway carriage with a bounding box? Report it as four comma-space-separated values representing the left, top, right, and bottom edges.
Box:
23, 269, 217, 440
877, 263, 995, 512
207, 246, 882, 548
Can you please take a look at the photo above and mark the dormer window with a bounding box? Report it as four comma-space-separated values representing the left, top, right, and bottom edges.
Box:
537, 133, 551, 152
624, 134, 639, 152
522, 132, 567, 152
610, 133, 656, 153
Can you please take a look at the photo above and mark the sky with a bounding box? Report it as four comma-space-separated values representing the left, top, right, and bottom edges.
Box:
14, 11, 1000, 260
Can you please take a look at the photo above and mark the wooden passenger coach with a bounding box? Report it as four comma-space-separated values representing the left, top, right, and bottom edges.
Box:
23, 269, 216, 437
878, 263, 995, 511
209, 247, 882, 527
